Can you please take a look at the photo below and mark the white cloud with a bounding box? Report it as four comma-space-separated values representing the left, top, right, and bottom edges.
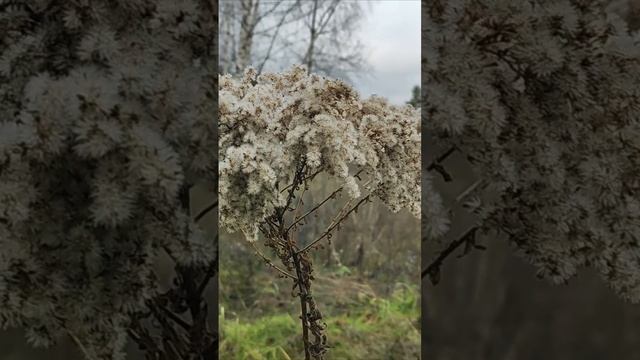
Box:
351, 0, 421, 105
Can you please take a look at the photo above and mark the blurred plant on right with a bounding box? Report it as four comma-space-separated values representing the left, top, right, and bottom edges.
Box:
424, 0, 640, 302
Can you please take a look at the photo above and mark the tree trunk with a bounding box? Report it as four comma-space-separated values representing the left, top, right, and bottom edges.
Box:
220, 1, 236, 74
236, 0, 258, 73
304, 0, 319, 73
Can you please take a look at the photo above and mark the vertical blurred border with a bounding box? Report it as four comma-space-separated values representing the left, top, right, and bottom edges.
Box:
420, 1, 428, 359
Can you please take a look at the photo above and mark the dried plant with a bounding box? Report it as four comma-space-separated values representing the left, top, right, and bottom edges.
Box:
424, 0, 640, 302
0, 1, 217, 359
219, 65, 420, 359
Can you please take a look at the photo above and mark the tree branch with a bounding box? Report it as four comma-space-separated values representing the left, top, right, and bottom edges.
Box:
422, 226, 480, 284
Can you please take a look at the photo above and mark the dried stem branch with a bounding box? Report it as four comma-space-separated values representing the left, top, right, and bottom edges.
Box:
194, 201, 217, 222
427, 146, 457, 182
422, 226, 480, 284
249, 241, 297, 280
289, 240, 312, 360
280, 166, 323, 193
286, 169, 365, 232
287, 186, 341, 232
258, 159, 328, 359
67, 330, 97, 360
154, 300, 192, 331
196, 241, 219, 297
296, 194, 371, 255
427, 146, 457, 171
129, 184, 217, 360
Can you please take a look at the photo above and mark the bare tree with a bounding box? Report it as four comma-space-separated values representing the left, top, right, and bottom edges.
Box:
235, 0, 259, 73
295, 0, 369, 79
219, 0, 370, 81
219, 0, 303, 75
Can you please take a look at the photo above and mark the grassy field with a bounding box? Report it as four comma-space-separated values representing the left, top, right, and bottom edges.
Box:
219, 267, 420, 360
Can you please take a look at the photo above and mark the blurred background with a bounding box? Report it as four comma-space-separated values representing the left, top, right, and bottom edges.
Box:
423, 138, 640, 360
0, 183, 217, 360
423, 1, 640, 359
218, 1, 421, 358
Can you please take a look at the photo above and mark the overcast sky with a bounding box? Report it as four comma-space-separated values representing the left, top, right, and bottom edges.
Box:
351, 0, 421, 105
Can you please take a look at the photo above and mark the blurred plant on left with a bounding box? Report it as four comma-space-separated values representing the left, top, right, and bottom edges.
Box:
0, 1, 217, 359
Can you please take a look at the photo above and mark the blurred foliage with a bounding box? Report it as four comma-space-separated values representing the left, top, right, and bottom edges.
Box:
424, 116, 640, 359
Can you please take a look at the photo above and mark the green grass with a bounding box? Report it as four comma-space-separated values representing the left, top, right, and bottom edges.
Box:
219, 284, 420, 360
220, 312, 299, 359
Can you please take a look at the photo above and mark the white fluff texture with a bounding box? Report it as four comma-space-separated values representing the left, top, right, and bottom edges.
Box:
219, 66, 421, 242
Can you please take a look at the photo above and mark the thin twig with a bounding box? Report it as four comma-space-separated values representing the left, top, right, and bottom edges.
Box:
196, 248, 218, 297
287, 186, 342, 232
256, 1, 300, 75
194, 201, 217, 223
155, 301, 192, 331
287, 169, 366, 232
422, 226, 479, 283
426, 146, 457, 171
249, 241, 296, 280
292, 180, 307, 222
279, 163, 306, 225
455, 179, 485, 203
296, 194, 371, 255
280, 166, 322, 193
427, 146, 457, 182
67, 330, 97, 360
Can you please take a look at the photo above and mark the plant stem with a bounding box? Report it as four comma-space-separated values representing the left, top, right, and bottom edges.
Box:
289, 238, 312, 360
261, 158, 327, 359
